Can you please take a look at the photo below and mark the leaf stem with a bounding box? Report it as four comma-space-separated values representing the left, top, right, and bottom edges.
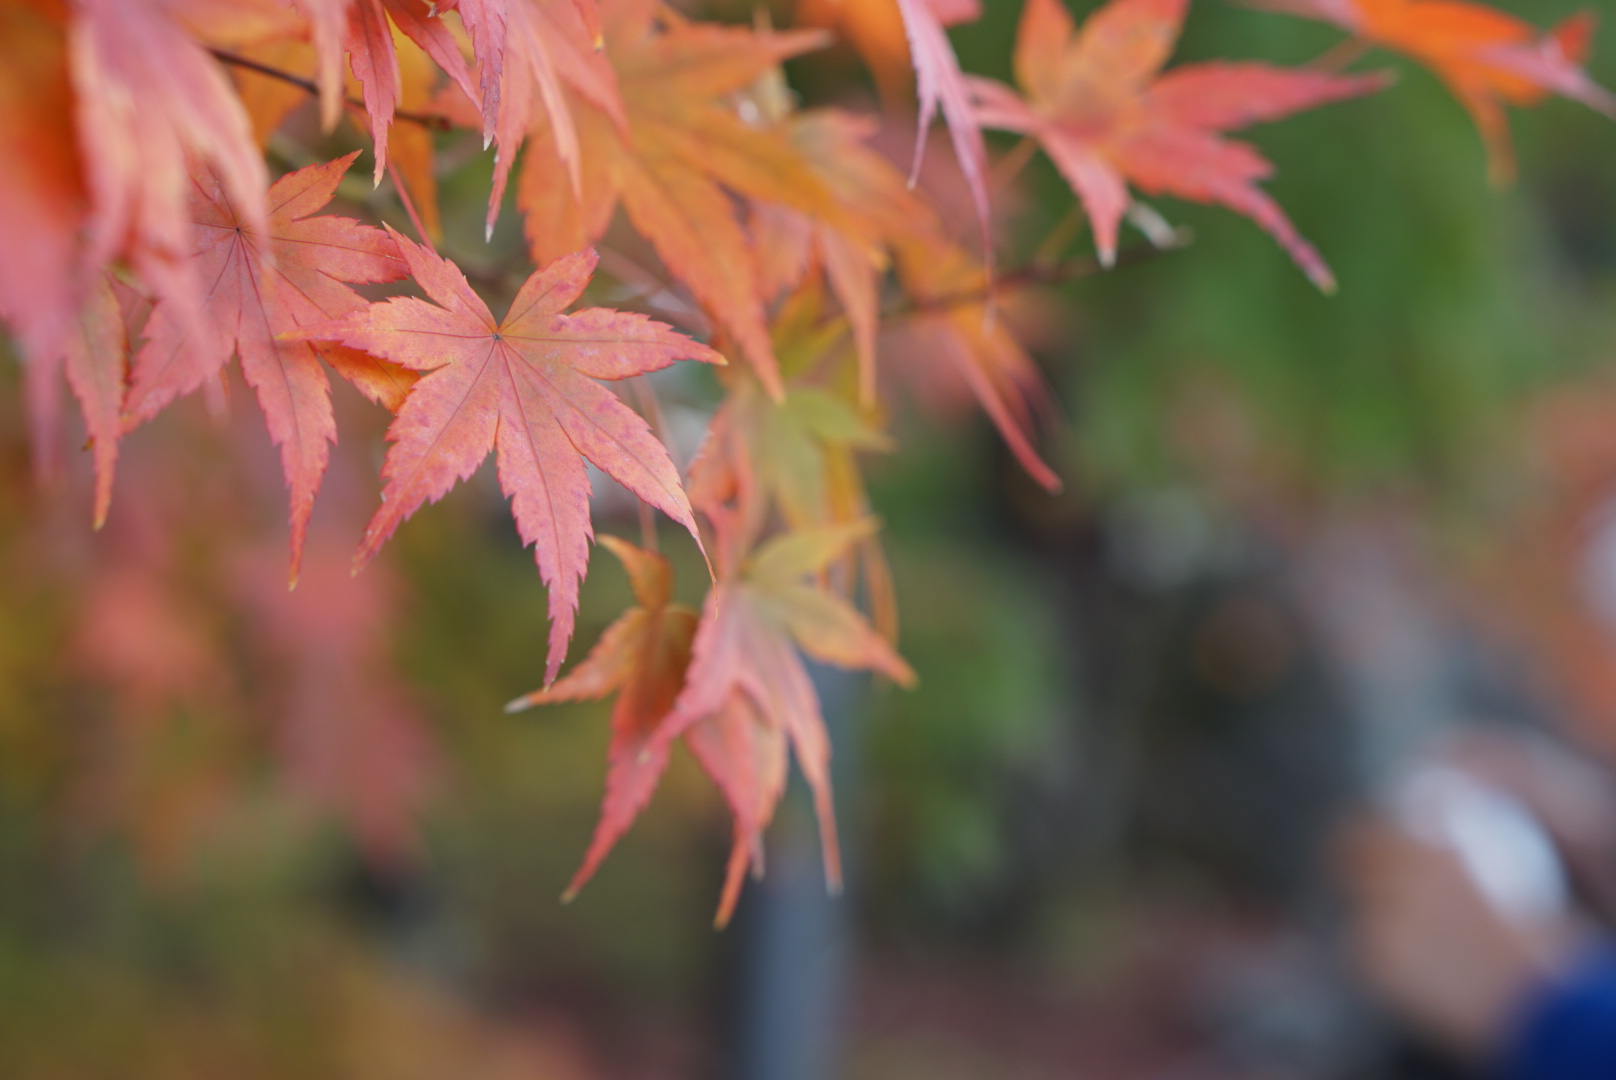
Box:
208, 48, 454, 131
888, 237, 1191, 318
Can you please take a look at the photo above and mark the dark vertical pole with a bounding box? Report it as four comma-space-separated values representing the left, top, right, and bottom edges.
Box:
726, 664, 863, 1080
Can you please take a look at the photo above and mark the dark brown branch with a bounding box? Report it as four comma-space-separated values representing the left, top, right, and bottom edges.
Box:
209, 48, 453, 131
888, 233, 1191, 318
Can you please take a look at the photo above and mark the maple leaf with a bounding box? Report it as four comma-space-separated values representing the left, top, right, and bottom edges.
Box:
430, 0, 614, 173
1266, 0, 1615, 183
345, 0, 477, 182
286, 0, 476, 148
894, 0, 993, 257
797, 0, 980, 106
654, 519, 916, 926
70, 0, 270, 343
515, 0, 846, 399
969, 0, 1388, 290
291, 234, 722, 683
123, 152, 411, 582
890, 231, 1065, 491
746, 100, 935, 405
435, 0, 510, 150
21, 273, 130, 528
0, 0, 86, 377
792, 0, 990, 253
699, 293, 903, 634
506, 536, 699, 900
481, 0, 624, 241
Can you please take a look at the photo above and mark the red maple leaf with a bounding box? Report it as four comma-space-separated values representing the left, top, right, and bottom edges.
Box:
293, 234, 722, 682
122, 152, 410, 582
895, 0, 992, 255
22, 273, 130, 528
660, 520, 916, 925
71, 0, 269, 343
514, 0, 842, 399
344, 0, 478, 183
506, 536, 699, 901
1265, 0, 1614, 182
969, 0, 1387, 290
481, 0, 624, 242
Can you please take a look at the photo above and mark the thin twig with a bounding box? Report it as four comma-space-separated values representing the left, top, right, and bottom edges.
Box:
209, 48, 454, 131
888, 235, 1191, 318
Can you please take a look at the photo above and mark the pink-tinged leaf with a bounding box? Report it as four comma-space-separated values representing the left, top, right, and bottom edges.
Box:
1115, 127, 1338, 290
894, 0, 991, 255
70, 0, 269, 351
1149, 63, 1395, 130
1070, 0, 1187, 95
512, 5, 841, 398
123, 153, 407, 582
507, 537, 698, 900
347, 0, 402, 183
290, 0, 353, 130
686, 691, 789, 927
483, 0, 622, 239
67, 276, 131, 529
438, 0, 508, 146
17, 276, 125, 518
292, 234, 720, 682
1270, 0, 1613, 183
339, 0, 480, 182
891, 235, 1064, 491
974, 0, 1385, 288
652, 523, 915, 924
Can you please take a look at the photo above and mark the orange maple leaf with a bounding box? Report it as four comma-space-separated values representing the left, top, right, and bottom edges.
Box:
748, 103, 932, 406
293, 235, 722, 682
969, 0, 1387, 290
1266, 0, 1615, 183
516, 0, 845, 399
890, 231, 1065, 491
655, 520, 916, 926
122, 153, 411, 583
0, 1, 86, 375
506, 536, 699, 901
796, 0, 992, 256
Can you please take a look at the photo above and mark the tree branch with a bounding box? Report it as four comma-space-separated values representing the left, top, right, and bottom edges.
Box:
889, 233, 1192, 318
209, 48, 454, 131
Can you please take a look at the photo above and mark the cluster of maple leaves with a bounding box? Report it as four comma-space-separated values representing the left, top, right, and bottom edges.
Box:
1, 0, 1609, 920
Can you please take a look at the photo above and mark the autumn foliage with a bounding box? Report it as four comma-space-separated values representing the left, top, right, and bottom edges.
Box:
1, 0, 1610, 922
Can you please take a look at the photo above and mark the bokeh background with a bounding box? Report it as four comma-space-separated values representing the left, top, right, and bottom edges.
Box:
2, 0, 1616, 1076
